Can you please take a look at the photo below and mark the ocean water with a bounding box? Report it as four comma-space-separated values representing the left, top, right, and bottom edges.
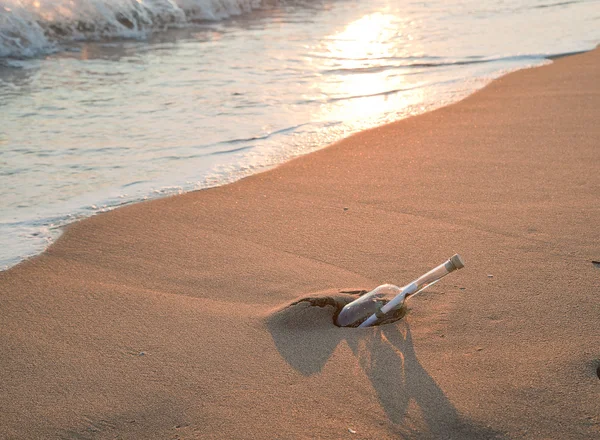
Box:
0, 0, 599, 270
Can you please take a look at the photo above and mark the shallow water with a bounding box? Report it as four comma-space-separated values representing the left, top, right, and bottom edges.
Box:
1, 0, 599, 269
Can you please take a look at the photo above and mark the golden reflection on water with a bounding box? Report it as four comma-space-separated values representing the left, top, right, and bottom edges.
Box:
315, 12, 425, 127
326, 12, 398, 69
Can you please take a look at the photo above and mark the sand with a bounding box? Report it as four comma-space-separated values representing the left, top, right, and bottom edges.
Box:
1, 48, 599, 439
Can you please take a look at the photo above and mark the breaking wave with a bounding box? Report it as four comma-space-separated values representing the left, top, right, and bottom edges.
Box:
0, 0, 271, 58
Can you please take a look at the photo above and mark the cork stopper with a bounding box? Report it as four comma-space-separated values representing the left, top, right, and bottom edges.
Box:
449, 254, 465, 270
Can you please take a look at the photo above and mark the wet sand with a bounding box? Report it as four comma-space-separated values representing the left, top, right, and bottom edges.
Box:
1, 49, 599, 439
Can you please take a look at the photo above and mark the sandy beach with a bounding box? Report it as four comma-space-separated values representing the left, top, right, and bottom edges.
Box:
1, 47, 599, 439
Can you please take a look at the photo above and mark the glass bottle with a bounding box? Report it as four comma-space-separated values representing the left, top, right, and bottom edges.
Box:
336, 254, 464, 328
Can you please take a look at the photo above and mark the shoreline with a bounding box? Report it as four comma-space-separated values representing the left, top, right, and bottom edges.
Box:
3, 46, 598, 273
2, 48, 600, 438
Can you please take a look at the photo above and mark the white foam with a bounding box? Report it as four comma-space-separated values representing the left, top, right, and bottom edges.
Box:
0, 0, 264, 58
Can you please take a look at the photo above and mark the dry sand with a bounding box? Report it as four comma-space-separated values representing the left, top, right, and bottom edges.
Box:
1, 49, 599, 439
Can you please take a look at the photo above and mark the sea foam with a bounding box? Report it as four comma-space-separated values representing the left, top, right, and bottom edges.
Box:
0, 0, 265, 58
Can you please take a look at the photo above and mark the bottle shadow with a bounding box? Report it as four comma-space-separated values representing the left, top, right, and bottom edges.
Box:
265, 294, 505, 439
